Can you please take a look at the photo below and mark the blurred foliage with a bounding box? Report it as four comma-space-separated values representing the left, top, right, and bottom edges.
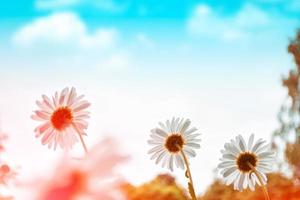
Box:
273, 29, 300, 181
121, 174, 189, 200
121, 173, 300, 200
200, 173, 300, 200
285, 141, 300, 182
274, 29, 300, 139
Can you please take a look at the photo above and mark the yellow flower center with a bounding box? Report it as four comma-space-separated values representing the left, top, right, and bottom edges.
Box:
165, 134, 185, 153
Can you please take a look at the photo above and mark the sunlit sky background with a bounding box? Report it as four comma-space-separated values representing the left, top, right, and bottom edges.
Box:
0, 0, 300, 198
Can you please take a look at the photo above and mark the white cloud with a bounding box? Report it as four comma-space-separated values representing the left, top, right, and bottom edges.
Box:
235, 4, 270, 27
136, 33, 155, 48
11, 12, 132, 72
12, 12, 118, 50
35, 0, 128, 12
98, 52, 131, 71
187, 3, 272, 41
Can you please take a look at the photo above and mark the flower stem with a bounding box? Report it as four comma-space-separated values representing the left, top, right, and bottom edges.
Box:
72, 123, 88, 154
248, 162, 270, 200
180, 149, 197, 200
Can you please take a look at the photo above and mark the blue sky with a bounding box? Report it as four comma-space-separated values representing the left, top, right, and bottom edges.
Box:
0, 0, 299, 76
1, 0, 300, 18
0, 0, 298, 86
1, 0, 300, 198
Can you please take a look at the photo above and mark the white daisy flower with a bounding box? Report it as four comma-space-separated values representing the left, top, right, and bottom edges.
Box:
218, 134, 275, 192
147, 117, 201, 171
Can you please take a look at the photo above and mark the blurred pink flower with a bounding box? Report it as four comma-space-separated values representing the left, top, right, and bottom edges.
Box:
36, 138, 128, 200
31, 87, 90, 150
0, 132, 8, 153
0, 164, 16, 186
0, 196, 13, 200
0, 131, 17, 199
